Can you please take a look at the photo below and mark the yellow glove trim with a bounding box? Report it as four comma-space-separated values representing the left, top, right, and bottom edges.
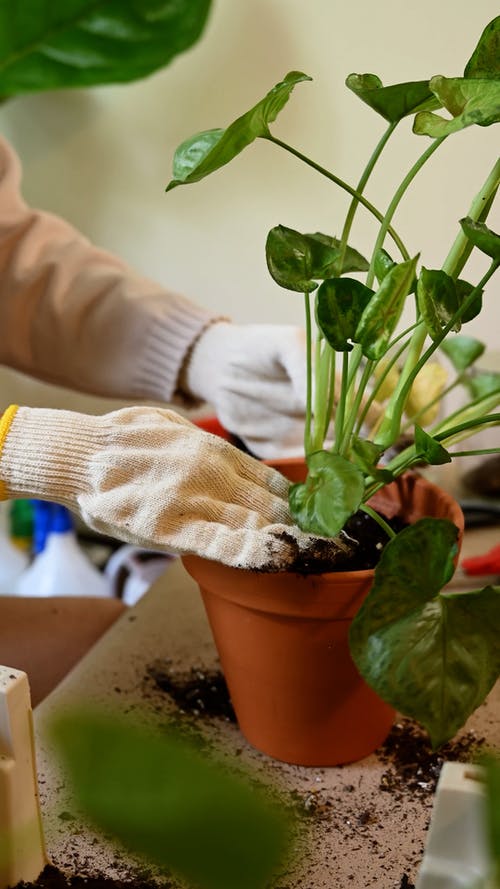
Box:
0, 404, 19, 500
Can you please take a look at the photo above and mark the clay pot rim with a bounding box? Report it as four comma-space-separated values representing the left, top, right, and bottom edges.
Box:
182, 551, 376, 583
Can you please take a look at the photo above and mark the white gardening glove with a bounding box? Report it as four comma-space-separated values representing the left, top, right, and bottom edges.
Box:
183, 322, 307, 460
0, 405, 350, 571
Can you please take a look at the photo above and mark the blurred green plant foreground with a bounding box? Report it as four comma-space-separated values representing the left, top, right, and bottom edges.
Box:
51, 708, 295, 889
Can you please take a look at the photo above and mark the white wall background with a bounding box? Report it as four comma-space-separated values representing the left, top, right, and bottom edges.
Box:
0, 0, 499, 413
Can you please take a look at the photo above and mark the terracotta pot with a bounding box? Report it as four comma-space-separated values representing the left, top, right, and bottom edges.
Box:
183, 466, 464, 767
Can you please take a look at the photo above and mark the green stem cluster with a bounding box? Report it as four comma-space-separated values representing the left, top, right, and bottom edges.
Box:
279, 125, 498, 537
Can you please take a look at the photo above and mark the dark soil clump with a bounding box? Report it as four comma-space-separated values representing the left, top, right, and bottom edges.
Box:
146, 663, 236, 723
9, 864, 170, 889
377, 718, 486, 800
269, 509, 407, 575
342, 510, 407, 571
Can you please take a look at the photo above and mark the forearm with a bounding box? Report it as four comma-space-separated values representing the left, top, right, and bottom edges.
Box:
0, 137, 215, 403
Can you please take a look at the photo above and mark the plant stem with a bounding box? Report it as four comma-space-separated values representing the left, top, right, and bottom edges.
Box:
264, 133, 409, 259
369, 412, 500, 494
360, 503, 396, 539
435, 413, 500, 444
340, 359, 374, 455
432, 391, 500, 437
312, 336, 333, 450
339, 121, 400, 267
442, 156, 500, 278
332, 352, 350, 453
354, 328, 418, 437
304, 292, 313, 454
375, 260, 498, 448
366, 137, 446, 287
323, 348, 337, 441
451, 448, 500, 457
375, 159, 499, 448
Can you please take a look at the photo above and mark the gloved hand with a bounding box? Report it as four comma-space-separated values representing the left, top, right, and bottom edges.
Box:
182, 322, 307, 459
0, 405, 349, 571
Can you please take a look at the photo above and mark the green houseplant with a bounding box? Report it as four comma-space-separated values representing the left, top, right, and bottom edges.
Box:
169, 16, 500, 763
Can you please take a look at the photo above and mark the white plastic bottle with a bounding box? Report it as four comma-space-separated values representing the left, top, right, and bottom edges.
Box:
0, 503, 29, 595
15, 504, 111, 598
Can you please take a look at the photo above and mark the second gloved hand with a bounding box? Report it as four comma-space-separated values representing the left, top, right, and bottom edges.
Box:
183, 322, 307, 460
0, 405, 349, 570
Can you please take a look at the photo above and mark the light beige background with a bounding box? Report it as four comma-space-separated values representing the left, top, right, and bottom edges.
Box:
0, 0, 499, 415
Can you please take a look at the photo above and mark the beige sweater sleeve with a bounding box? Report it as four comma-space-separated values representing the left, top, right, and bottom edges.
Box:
0, 136, 215, 403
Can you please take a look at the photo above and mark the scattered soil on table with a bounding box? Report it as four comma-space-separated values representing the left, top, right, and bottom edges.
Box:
145, 662, 236, 723
377, 718, 487, 800
146, 664, 488, 809
9, 864, 171, 889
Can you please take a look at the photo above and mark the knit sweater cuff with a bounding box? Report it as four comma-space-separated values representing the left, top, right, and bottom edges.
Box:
129, 296, 223, 404
0, 407, 107, 505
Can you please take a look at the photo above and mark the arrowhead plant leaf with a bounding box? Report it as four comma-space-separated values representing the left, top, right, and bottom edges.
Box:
346, 75, 440, 122
440, 335, 486, 372
417, 267, 462, 338
466, 370, 500, 400
265, 226, 368, 293
356, 256, 418, 359
350, 519, 500, 748
289, 451, 364, 537
464, 15, 500, 79
316, 278, 374, 351
460, 217, 500, 261
166, 71, 312, 190
414, 425, 451, 465
413, 76, 500, 136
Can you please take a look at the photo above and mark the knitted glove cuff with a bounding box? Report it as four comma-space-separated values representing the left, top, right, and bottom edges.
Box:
0, 406, 112, 506
0, 405, 19, 499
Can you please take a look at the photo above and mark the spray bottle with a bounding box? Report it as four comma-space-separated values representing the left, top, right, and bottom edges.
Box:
15, 503, 111, 598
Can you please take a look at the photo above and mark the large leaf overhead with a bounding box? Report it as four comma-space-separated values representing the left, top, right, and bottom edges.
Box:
0, 0, 212, 95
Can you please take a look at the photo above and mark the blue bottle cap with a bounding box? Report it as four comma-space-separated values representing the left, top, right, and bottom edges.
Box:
50, 504, 74, 534
31, 500, 52, 554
